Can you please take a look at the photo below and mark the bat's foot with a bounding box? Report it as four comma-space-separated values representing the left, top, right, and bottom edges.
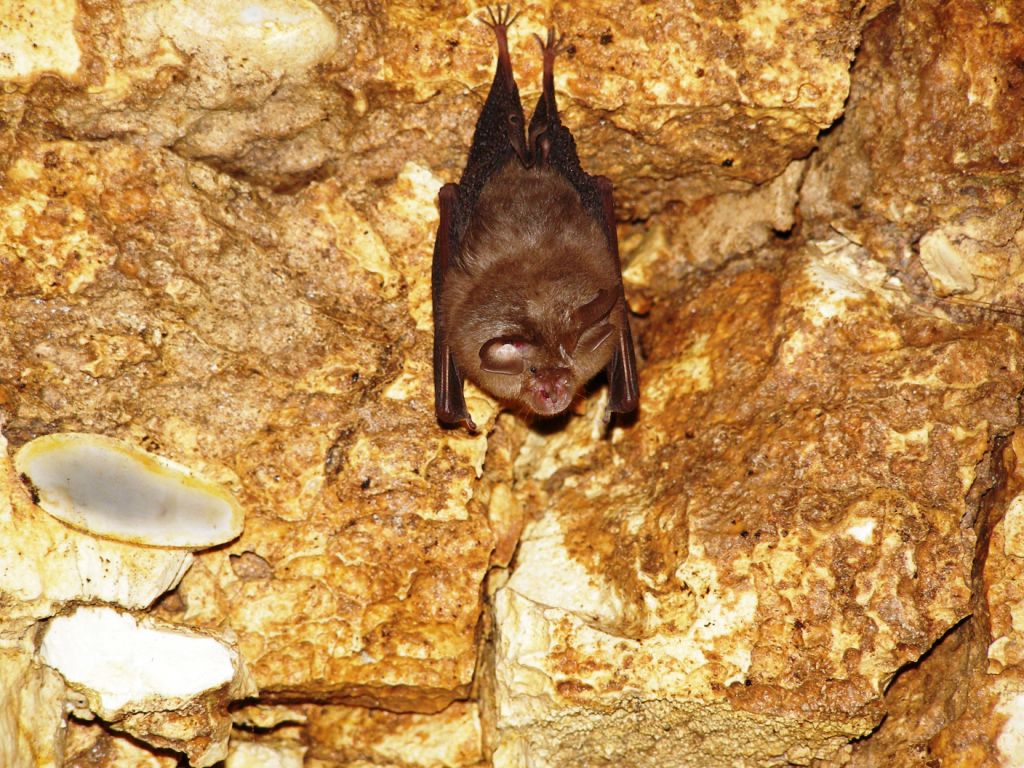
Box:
527, 26, 565, 166
480, 4, 520, 35
532, 27, 567, 63
479, 4, 529, 163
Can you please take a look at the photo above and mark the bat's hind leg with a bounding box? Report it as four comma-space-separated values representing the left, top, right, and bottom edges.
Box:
476, 5, 528, 165
529, 27, 567, 164
479, 5, 521, 93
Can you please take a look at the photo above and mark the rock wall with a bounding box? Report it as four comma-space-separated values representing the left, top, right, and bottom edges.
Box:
1, 0, 1022, 766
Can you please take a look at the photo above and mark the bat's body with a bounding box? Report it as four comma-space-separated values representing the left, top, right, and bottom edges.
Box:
433, 7, 638, 429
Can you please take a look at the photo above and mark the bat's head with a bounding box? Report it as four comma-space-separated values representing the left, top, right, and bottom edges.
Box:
474, 287, 620, 417
478, 336, 574, 415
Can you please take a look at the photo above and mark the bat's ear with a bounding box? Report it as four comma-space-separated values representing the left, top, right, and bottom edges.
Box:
480, 336, 529, 374
576, 322, 615, 353
570, 288, 618, 349
572, 288, 617, 329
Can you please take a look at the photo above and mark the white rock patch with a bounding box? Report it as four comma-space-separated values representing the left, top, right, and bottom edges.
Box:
15, 432, 243, 548
40, 606, 235, 716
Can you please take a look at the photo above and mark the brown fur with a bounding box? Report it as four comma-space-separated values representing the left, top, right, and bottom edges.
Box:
441, 161, 623, 415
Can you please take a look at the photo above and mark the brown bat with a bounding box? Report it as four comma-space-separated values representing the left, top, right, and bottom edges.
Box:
433, 6, 639, 430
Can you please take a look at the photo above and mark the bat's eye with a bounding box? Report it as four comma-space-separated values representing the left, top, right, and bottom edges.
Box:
529, 366, 537, 374
508, 114, 521, 124
480, 336, 529, 375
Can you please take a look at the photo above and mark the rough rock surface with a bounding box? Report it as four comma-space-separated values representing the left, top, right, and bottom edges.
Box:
0, 133, 497, 710
489, 240, 1021, 766
65, 721, 179, 768
41, 606, 255, 767
0, 645, 66, 768
0, 433, 193, 633
800, 0, 1024, 316
2, 0, 1022, 766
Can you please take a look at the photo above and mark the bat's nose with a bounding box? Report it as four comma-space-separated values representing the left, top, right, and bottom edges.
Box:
532, 368, 573, 414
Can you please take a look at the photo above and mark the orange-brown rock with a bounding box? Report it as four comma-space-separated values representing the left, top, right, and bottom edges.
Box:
304, 701, 486, 767
0, 136, 497, 716
801, 0, 1024, 315
2, 0, 1022, 765
489, 238, 1022, 766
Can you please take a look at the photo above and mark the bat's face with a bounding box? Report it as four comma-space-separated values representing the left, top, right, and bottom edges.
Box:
480, 336, 575, 414
470, 287, 621, 417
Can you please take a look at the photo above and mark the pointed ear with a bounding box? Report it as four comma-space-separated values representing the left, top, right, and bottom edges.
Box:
479, 337, 530, 375
571, 289, 618, 352
576, 322, 614, 353
572, 288, 617, 332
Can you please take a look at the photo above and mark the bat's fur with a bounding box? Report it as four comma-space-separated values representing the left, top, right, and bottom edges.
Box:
432, 7, 638, 428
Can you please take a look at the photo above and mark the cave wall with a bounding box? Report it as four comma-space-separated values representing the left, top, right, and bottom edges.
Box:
1, 0, 1023, 766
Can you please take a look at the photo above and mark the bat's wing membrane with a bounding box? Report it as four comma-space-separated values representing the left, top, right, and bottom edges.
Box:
433, 183, 476, 429
596, 176, 639, 415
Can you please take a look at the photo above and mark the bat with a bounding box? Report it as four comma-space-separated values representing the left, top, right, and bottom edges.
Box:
432, 5, 639, 430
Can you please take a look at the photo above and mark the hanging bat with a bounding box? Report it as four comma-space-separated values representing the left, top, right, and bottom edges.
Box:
432, 5, 639, 430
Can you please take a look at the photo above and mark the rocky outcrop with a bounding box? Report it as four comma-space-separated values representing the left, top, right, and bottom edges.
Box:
1, 0, 1021, 765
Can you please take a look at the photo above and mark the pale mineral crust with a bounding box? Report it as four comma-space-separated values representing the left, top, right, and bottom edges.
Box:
40, 606, 256, 767
0, 645, 66, 768
0, 432, 194, 633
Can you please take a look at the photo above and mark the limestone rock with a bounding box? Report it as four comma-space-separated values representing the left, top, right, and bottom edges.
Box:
65, 721, 179, 768
0, 135, 496, 714
304, 701, 486, 767
840, 430, 1024, 767
0, 431, 193, 631
2, 0, 867, 205
0, 646, 66, 768
40, 606, 255, 767
2, 0, 1022, 764
0, 1, 80, 81
490, 239, 1022, 766
228, 739, 307, 768
800, 0, 1024, 312
393, 0, 863, 219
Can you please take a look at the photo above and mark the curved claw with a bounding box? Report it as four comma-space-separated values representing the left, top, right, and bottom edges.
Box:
480, 4, 520, 32
532, 27, 567, 57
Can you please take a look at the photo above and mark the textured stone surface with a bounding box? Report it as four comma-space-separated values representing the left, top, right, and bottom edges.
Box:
0, 0, 80, 81
0, 432, 193, 634
305, 701, 486, 766
0, 136, 497, 713
41, 606, 255, 767
0, 646, 66, 768
65, 721, 179, 768
842, 431, 1024, 768
800, 0, 1024, 317
1, 0, 864, 207
489, 239, 1022, 766
391, 0, 864, 219
2, 0, 1022, 765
